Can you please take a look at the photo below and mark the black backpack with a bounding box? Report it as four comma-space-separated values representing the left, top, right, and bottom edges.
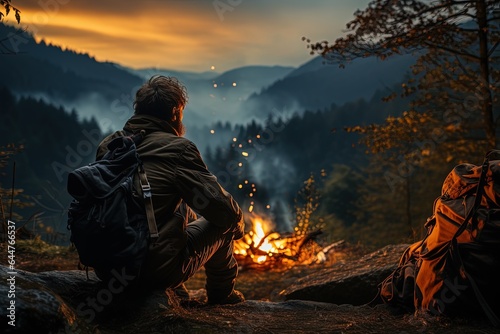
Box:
67, 130, 158, 281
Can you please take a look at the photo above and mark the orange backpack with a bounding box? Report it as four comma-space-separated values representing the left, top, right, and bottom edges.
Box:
379, 151, 500, 326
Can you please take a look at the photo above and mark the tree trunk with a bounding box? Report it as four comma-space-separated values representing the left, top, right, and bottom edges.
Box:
476, 0, 496, 148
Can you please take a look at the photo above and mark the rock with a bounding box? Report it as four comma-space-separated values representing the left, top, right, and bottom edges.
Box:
1, 265, 87, 333
0, 265, 171, 334
281, 244, 409, 305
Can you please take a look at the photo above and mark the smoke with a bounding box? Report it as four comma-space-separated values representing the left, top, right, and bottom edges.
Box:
15, 91, 134, 132
247, 149, 298, 232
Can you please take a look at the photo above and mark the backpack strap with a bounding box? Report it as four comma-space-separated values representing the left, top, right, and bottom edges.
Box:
451, 150, 500, 327
138, 163, 160, 240
452, 151, 490, 241
126, 129, 160, 241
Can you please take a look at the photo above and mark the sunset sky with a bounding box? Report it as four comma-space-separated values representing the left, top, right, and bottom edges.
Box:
9, 0, 371, 72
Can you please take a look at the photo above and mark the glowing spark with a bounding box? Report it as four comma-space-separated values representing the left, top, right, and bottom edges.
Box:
249, 205, 254, 213
233, 137, 237, 142
238, 184, 243, 189
266, 204, 271, 209
232, 82, 237, 87
213, 83, 218, 88
210, 129, 215, 134
211, 65, 216, 70
238, 162, 243, 167
244, 180, 249, 184
256, 134, 261, 139
241, 152, 249, 157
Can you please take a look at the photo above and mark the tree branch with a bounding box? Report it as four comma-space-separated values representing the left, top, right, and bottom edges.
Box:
423, 41, 480, 61
489, 40, 500, 57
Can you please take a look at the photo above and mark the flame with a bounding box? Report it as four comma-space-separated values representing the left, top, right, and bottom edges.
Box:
234, 215, 295, 265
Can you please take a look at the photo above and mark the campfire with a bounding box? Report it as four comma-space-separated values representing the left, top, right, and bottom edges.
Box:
234, 214, 325, 270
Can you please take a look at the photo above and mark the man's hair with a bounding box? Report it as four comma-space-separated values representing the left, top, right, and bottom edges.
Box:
133, 75, 188, 119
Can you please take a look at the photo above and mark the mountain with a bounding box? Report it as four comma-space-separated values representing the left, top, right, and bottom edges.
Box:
129, 65, 295, 127
244, 53, 418, 117
131, 67, 219, 83
0, 23, 146, 131
0, 24, 144, 99
210, 65, 295, 95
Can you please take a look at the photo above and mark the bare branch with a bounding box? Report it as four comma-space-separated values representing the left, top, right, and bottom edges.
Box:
489, 40, 500, 57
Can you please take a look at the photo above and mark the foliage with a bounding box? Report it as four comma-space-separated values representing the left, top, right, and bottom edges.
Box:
0, 0, 20, 24
0, 143, 34, 242
317, 165, 361, 226
307, 0, 500, 150
0, 0, 21, 55
0, 146, 28, 214
15, 235, 73, 257
293, 174, 324, 236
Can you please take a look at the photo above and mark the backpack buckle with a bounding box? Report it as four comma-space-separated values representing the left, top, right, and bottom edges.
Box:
142, 184, 152, 198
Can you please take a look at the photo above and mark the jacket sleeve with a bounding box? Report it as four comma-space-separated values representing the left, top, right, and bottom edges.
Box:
174, 141, 244, 234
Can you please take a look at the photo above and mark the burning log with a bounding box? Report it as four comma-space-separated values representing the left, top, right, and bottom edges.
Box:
234, 215, 323, 270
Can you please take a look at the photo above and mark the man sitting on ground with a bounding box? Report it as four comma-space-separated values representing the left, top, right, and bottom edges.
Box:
97, 75, 245, 304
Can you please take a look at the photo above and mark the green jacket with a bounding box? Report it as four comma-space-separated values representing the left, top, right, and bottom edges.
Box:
97, 114, 244, 283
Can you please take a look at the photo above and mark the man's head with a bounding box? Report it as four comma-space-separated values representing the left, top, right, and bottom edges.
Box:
134, 75, 188, 136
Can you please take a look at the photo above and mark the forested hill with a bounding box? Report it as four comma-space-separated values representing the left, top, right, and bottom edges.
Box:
0, 87, 104, 232
202, 86, 409, 231
243, 53, 417, 117
0, 23, 143, 100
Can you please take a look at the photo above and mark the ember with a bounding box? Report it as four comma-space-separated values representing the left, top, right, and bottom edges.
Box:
234, 214, 323, 270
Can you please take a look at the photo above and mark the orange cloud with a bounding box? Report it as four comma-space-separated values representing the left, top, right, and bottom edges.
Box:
11, 0, 371, 71
15, 2, 249, 70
